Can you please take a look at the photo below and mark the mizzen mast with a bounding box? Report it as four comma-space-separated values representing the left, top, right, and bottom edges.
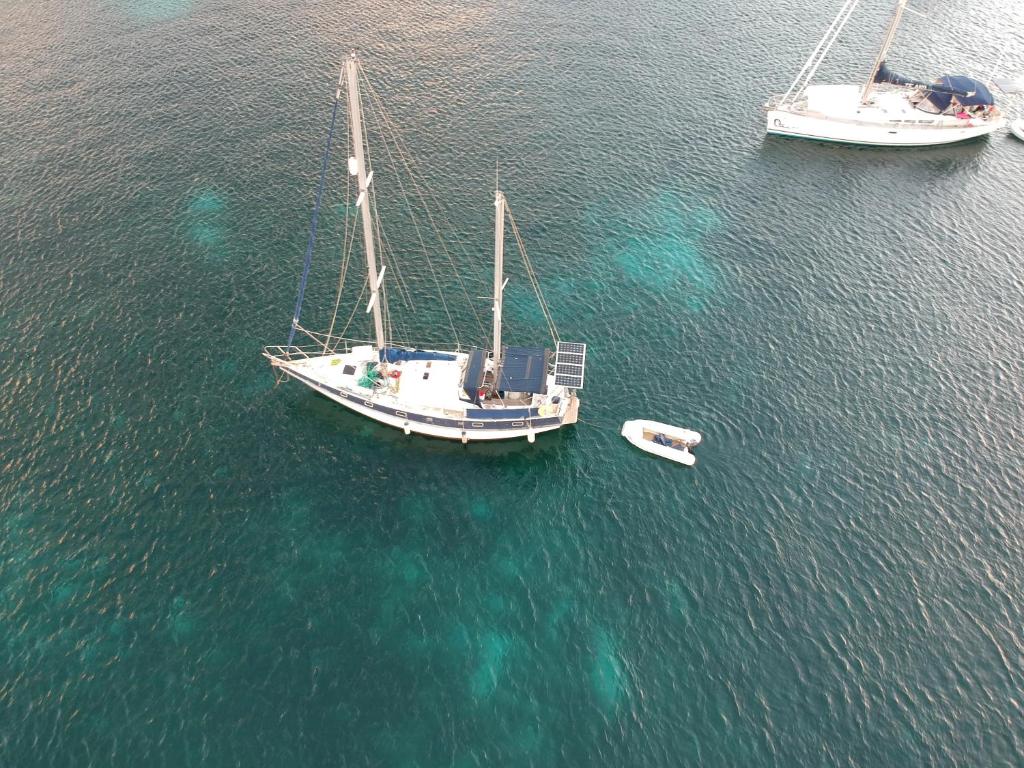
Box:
345, 53, 386, 350
492, 189, 506, 368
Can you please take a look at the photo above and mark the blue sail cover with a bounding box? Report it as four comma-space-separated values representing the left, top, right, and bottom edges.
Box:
498, 346, 548, 395
920, 77, 994, 113
874, 61, 928, 88
929, 76, 995, 107
462, 348, 486, 404
874, 62, 996, 111
379, 348, 457, 363
922, 89, 956, 113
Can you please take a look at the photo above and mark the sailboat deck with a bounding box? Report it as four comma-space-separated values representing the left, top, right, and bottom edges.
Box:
278, 347, 561, 416
779, 85, 998, 128
287, 349, 469, 414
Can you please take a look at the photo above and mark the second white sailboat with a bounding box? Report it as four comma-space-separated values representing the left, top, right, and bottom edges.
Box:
765, 0, 1006, 147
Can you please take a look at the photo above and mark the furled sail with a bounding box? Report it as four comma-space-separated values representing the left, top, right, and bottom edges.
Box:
873, 61, 928, 88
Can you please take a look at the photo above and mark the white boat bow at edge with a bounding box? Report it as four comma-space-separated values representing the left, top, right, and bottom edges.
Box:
1010, 118, 1024, 142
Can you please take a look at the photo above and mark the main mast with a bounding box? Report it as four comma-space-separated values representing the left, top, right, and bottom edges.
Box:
492, 189, 505, 367
345, 53, 386, 350
861, 0, 908, 104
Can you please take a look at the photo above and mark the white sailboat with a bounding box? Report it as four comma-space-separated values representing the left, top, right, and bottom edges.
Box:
765, 0, 1006, 146
264, 54, 587, 443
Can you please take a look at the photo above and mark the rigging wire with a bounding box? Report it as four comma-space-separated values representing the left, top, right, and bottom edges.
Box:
360, 73, 489, 345
506, 204, 560, 345
324, 144, 357, 351
361, 100, 418, 320
358, 71, 462, 349
335, 280, 368, 342
287, 92, 342, 347
779, 0, 861, 105
376, 225, 416, 312
356, 75, 417, 315
360, 72, 464, 349
298, 62, 560, 358
358, 99, 393, 351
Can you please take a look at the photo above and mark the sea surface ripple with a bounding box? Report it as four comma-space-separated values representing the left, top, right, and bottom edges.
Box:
2, 0, 1023, 765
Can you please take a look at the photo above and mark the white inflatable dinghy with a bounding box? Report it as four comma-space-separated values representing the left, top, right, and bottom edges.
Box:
621, 420, 701, 466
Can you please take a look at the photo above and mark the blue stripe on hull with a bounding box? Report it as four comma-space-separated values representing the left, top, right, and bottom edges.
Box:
282, 367, 563, 433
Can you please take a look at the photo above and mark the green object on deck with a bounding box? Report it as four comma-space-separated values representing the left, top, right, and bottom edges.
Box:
357, 365, 382, 389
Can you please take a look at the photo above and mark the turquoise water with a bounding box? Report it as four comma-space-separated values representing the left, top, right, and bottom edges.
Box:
3, 0, 1024, 764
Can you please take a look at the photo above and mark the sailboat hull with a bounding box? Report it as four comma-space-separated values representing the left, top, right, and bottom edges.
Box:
767, 86, 1005, 147
266, 348, 577, 442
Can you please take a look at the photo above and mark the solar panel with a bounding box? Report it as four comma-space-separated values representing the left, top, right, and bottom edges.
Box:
556, 363, 583, 377
554, 341, 587, 389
